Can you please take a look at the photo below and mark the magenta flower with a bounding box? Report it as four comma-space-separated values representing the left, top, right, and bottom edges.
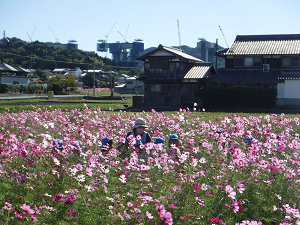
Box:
69, 208, 78, 217
167, 204, 178, 209
133, 202, 140, 207
52, 193, 63, 203
193, 184, 200, 191
63, 195, 74, 204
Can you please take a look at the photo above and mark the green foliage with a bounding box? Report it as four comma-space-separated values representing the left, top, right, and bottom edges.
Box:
48, 82, 63, 94
195, 84, 277, 108
0, 38, 109, 70
0, 84, 8, 93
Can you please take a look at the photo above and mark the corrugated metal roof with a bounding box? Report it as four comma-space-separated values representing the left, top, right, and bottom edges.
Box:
184, 63, 212, 79
217, 34, 300, 56
161, 45, 203, 62
0, 63, 18, 72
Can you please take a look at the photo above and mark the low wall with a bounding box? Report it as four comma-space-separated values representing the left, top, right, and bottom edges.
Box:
276, 98, 300, 109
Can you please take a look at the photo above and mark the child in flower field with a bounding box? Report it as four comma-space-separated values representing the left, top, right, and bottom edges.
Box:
154, 137, 165, 146
125, 118, 151, 145
101, 137, 113, 155
52, 139, 63, 150
122, 118, 152, 157
166, 134, 181, 159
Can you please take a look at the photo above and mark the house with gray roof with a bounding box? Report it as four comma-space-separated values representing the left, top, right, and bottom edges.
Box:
136, 44, 216, 108
211, 34, 300, 108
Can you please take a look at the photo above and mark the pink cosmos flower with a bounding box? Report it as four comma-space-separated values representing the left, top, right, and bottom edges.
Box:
31, 215, 38, 221
193, 184, 201, 191
127, 202, 133, 207
76, 163, 83, 171
168, 204, 178, 209
146, 211, 153, 219
133, 202, 140, 207
20, 204, 35, 214
86, 150, 92, 155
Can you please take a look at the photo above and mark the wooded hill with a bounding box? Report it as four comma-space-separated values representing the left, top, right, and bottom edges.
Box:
0, 37, 116, 71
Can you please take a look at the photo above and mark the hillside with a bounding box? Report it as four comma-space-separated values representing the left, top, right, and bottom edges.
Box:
0, 37, 114, 70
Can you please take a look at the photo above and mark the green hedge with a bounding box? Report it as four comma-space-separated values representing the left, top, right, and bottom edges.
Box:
0, 84, 8, 93
195, 84, 277, 108
6, 84, 44, 94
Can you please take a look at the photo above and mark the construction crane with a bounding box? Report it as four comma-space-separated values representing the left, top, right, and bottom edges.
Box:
177, 20, 181, 49
26, 27, 36, 43
118, 31, 129, 43
218, 25, 229, 48
105, 22, 116, 43
49, 26, 59, 43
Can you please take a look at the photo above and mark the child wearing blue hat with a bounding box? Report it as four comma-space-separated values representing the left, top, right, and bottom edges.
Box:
101, 137, 113, 154
167, 134, 181, 159
154, 137, 165, 146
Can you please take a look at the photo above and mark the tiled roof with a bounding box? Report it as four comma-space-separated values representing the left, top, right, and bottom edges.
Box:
138, 44, 203, 62
183, 63, 214, 79
216, 34, 300, 56
206, 68, 284, 84
278, 71, 300, 80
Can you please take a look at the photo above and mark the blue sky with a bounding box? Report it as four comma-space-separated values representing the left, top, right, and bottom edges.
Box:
1, 0, 299, 58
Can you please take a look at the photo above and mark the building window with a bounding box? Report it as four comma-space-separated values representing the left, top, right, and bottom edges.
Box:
245, 57, 261, 67
235, 57, 262, 67
234, 57, 244, 67
149, 59, 169, 69
282, 56, 300, 67
151, 84, 161, 92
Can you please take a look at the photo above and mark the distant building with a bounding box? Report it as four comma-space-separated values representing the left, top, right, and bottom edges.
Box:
114, 76, 144, 94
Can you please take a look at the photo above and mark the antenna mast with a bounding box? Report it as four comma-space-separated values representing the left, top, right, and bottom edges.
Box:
177, 20, 181, 49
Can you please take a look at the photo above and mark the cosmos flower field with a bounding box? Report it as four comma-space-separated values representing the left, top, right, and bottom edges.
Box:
0, 105, 300, 224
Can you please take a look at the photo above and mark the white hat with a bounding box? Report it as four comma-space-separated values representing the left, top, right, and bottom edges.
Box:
133, 118, 148, 128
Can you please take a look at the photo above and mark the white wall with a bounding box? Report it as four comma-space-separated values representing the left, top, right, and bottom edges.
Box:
281, 80, 300, 98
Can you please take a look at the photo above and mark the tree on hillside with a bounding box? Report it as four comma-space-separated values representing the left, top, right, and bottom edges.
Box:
62, 74, 77, 89
82, 73, 94, 88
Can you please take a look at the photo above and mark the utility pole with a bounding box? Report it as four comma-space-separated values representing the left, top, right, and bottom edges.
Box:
93, 52, 95, 96
215, 39, 218, 71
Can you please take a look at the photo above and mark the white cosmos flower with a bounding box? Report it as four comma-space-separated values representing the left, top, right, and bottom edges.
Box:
70, 167, 78, 176
45, 134, 52, 141
44, 124, 49, 129
199, 157, 207, 164
76, 174, 85, 182
49, 123, 54, 128
119, 174, 126, 183
53, 158, 60, 166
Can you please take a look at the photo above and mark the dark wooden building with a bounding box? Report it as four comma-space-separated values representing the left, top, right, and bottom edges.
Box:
209, 34, 300, 107
136, 44, 216, 108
